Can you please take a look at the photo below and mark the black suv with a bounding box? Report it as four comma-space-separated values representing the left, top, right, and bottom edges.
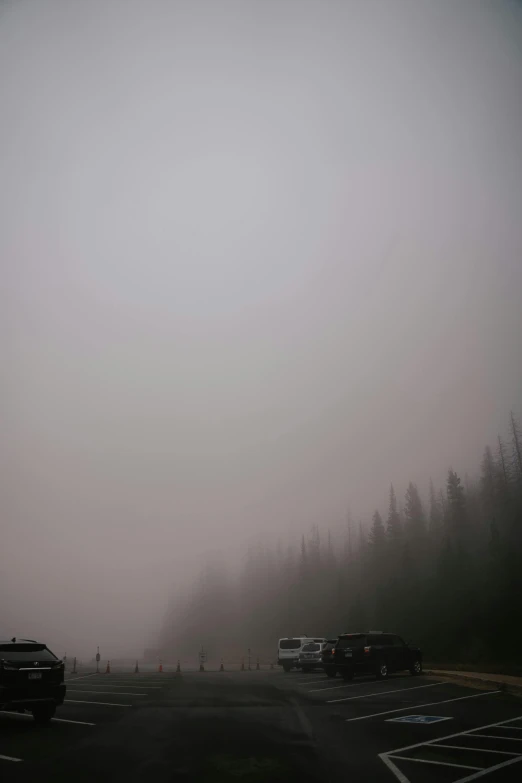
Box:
321, 639, 338, 678
332, 632, 422, 681
0, 638, 66, 723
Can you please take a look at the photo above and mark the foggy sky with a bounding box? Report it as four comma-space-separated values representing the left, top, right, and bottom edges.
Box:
2, 0, 522, 658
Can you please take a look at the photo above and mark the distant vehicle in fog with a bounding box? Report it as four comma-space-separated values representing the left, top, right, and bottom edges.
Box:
321, 638, 338, 677
277, 636, 325, 671
333, 632, 422, 680
0, 638, 66, 723
298, 641, 328, 672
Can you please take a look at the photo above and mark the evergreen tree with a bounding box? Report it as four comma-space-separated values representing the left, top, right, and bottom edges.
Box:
386, 484, 402, 542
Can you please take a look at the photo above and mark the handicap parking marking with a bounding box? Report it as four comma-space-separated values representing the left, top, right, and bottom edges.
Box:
386, 715, 454, 724
379, 713, 522, 782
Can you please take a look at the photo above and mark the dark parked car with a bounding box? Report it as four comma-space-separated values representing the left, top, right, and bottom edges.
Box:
0, 638, 66, 723
321, 638, 338, 677
332, 632, 422, 680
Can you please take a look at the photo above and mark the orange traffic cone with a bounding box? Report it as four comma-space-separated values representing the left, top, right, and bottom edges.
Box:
134, 660, 139, 674
158, 660, 163, 673
176, 660, 181, 673
105, 660, 111, 674
220, 659, 224, 672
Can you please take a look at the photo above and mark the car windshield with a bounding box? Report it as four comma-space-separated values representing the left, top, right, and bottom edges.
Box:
0, 644, 57, 661
279, 639, 302, 650
301, 643, 320, 652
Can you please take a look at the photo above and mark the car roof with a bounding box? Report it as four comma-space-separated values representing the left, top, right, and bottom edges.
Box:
0, 638, 41, 644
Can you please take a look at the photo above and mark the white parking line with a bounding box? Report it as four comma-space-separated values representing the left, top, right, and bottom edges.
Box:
328, 682, 440, 703
345, 689, 501, 722
65, 673, 98, 682
67, 689, 147, 696
1, 711, 95, 726
71, 684, 162, 690
389, 755, 481, 772
470, 733, 522, 742
298, 678, 331, 685
378, 707, 521, 783
456, 756, 522, 782
309, 681, 375, 693
65, 699, 132, 707
433, 744, 520, 756
0, 754, 22, 762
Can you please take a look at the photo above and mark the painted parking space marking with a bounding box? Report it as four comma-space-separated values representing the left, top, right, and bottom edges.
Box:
379, 712, 522, 782
0, 753, 23, 762
1, 711, 96, 726
345, 689, 501, 722
386, 715, 453, 724
67, 689, 147, 696
328, 681, 441, 703
65, 699, 132, 707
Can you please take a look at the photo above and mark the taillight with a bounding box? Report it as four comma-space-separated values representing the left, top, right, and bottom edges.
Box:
364, 646, 371, 655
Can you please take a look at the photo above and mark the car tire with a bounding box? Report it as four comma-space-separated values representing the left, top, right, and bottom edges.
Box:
341, 668, 354, 681
376, 660, 388, 680
32, 704, 56, 724
410, 658, 422, 676
326, 668, 336, 678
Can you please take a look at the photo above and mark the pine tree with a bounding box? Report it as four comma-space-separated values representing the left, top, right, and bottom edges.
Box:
369, 510, 386, 550
510, 412, 522, 484
386, 484, 402, 542
404, 482, 426, 544
428, 479, 442, 536
446, 469, 467, 543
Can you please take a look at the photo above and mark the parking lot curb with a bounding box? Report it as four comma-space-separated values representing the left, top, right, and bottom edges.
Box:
425, 669, 522, 698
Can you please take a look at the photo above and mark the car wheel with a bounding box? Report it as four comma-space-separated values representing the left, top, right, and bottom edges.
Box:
341, 668, 354, 681
32, 704, 56, 724
326, 668, 336, 678
410, 658, 422, 676
376, 660, 388, 680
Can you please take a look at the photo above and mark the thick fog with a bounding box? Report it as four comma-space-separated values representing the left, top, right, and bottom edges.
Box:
2, 0, 522, 659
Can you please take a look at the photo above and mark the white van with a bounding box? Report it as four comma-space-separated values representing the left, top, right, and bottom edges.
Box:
277, 637, 325, 672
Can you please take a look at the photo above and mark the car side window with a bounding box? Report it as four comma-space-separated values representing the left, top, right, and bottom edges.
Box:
393, 636, 406, 646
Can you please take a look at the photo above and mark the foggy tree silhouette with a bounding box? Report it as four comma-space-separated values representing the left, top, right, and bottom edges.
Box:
159, 411, 522, 667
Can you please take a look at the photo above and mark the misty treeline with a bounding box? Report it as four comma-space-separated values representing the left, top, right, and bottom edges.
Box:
160, 412, 522, 665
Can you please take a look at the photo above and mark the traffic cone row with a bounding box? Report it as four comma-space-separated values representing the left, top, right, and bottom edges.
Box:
105, 660, 111, 674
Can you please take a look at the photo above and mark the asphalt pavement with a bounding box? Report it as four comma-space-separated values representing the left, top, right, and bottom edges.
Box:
1, 668, 521, 782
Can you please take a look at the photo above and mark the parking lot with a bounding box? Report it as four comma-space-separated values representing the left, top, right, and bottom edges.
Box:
1, 667, 521, 781
281, 669, 522, 781
0, 670, 176, 777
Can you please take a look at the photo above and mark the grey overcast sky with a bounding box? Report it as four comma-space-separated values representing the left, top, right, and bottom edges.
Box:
2, 0, 522, 657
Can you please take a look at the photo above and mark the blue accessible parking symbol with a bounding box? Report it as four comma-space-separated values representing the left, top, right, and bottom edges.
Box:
386, 715, 453, 724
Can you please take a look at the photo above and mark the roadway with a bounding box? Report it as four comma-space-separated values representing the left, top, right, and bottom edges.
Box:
1, 668, 521, 782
